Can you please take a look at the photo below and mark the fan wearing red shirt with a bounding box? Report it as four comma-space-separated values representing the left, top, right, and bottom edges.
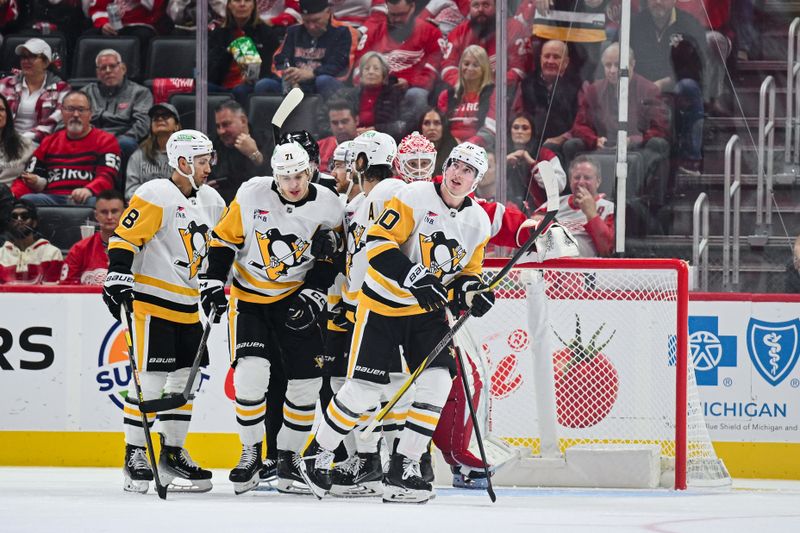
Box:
60, 189, 125, 285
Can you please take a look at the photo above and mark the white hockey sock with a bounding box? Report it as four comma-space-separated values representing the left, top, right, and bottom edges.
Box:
397, 368, 451, 461
234, 357, 270, 446
354, 406, 381, 454
317, 378, 382, 452
277, 377, 321, 452
159, 367, 197, 448
382, 373, 413, 454
123, 371, 165, 447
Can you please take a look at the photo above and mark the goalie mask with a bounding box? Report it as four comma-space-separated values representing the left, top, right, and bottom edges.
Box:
443, 142, 488, 198
271, 141, 312, 201
352, 131, 397, 185
166, 129, 216, 190
395, 131, 436, 183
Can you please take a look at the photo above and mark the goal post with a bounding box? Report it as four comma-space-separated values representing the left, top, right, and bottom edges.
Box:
459, 257, 730, 490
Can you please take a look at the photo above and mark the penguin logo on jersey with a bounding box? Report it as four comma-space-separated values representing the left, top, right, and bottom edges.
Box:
345, 221, 366, 278
250, 228, 310, 280
174, 220, 210, 279
418, 231, 466, 278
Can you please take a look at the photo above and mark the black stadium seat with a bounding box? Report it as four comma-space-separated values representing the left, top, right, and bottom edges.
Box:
145, 37, 196, 82
169, 93, 234, 132
70, 36, 141, 85
35, 206, 96, 253
0, 33, 68, 79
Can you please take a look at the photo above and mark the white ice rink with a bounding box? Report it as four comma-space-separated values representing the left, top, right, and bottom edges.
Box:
2, 468, 799, 533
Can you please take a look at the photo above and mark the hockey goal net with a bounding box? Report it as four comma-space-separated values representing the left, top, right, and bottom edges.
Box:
459, 257, 730, 489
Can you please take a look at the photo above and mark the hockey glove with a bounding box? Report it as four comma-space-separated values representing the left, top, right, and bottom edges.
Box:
468, 287, 495, 318
451, 277, 495, 318
286, 288, 326, 331
199, 275, 227, 323
310, 228, 339, 262
330, 300, 352, 331
403, 263, 448, 312
102, 271, 134, 320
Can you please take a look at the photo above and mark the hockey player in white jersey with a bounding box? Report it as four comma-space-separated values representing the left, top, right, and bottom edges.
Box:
102, 130, 226, 494
300, 142, 496, 503
201, 141, 343, 495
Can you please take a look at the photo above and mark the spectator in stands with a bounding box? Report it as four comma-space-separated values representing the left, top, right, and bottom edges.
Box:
532, 154, 614, 257
83, 49, 153, 165
125, 102, 182, 200
418, 107, 457, 176
437, 45, 496, 148
0, 183, 11, 233
316, 98, 359, 173
0, 38, 70, 145
0, 198, 63, 283
336, 52, 406, 140
12, 0, 90, 55
630, 0, 707, 175
418, 0, 466, 37
208, 0, 283, 104
59, 188, 124, 285
259, 0, 352, 98
87, 0, 169, 56
440, 0, 529, 89
168, 0, 227, 34
0, 94, 35, 185
255, 0, 301, 30
515, 39, 581, 161
208, 99, 268, 203
0, 0, 19, 33
12, 91, 119, 206
355, 0, 443, 129
564, 43, 670, 201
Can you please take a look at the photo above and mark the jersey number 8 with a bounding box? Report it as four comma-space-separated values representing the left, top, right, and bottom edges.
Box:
121, 209, 140, 229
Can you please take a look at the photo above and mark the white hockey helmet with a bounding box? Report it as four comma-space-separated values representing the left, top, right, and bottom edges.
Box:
166, 129, 216, 189
352, 131, 397, 170
395, 131, 436, 183
271, 141, 311, 176
443, 142, 488, 197
332, 140, 354, 165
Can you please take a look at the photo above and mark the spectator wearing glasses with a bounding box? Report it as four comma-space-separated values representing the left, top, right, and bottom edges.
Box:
125, 102, 182, 200
0, 93, 35, 185
12, 91, 120, 206
0, 198, 63, 284
0, 38, 70, 145
82, 49, 153, 166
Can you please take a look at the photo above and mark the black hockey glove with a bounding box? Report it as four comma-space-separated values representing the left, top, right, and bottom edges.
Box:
102, 271, 134, 321
199, 275, 227, 323
330, 300, 352, 331
451, 277, 495, 318
310, 228, 339, 262
403, 263, 448, 312
286, 288, 326, 331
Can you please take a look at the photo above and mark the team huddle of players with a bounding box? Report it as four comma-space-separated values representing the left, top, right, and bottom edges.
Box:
102, 125, 509, 504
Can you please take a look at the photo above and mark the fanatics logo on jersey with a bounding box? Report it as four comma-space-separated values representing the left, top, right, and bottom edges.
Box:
424, 211, 438, 225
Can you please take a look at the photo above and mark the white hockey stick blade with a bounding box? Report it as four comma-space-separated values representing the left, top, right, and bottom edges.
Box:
537, 159, 560, 212
272, 88, 304, 129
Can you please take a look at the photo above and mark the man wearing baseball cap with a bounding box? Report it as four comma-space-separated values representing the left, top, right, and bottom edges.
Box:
0, 38, 70, 145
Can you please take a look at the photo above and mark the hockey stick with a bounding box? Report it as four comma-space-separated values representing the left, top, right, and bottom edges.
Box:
120, 302, 168, 500
135, 307, 218, 413
452, 335, 496, 502
272, 87, 304, 146
361, 160, 561, 436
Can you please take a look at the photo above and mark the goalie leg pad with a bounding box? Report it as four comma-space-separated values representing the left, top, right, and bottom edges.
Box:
316, 378, 382, 452
123, 371, 165, 447
277, 377, 322, 452
396, 368, 451, 461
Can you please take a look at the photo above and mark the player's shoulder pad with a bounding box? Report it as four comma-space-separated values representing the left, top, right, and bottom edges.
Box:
199, 183, 226, 206
311, 181, 341, 204
234, 176, 273, 199
369, 177, 405, 201
132, 178, 177, 206
464, 196, 493, 232
346, 192, 365, 211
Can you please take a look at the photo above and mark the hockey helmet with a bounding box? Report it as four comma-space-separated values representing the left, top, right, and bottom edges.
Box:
443, 142, 488, 188
352, 131, 397, 171
280, 130, 320, 164
332, 140, 354, 165
166, 129, 216, 189
395, 131, 436, 183
271, 141, 311, 177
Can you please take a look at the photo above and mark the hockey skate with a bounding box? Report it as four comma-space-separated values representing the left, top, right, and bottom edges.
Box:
329, 452, 383, 498
259, 457, 278, 483
229, 442, 262, 495
275, 450, 311, 495
420, 450, 434, 483
123, 444, 153, 494
383, 454, 434, 504
158, 436, 212, 493
297, 438, 335, 499
451, 464, 489, 489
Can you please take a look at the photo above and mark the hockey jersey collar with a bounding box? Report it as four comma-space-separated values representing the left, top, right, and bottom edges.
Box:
271, 179, 318, 207
434, 182, 474, 213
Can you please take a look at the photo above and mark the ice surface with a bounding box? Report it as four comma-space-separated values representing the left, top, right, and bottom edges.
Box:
1, 468, 799, 533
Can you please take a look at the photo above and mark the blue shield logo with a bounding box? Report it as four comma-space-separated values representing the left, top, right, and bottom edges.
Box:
746, 318, 800, 387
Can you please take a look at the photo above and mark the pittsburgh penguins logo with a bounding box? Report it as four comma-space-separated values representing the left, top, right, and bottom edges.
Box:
418, 231, 466, 278
345, 221, 367, 278
174, 220, 210, 279
250, 228, 310, 281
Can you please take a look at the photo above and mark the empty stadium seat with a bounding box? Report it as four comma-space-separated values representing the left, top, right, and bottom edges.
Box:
169, 93, 234, 132
0, 33, 68, 79
70, 36, 141, 85
145, 37, 196, 81
36, 206, 96, 253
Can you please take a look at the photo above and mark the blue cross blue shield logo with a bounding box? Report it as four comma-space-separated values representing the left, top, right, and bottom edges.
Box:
746, 318, 800, 387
